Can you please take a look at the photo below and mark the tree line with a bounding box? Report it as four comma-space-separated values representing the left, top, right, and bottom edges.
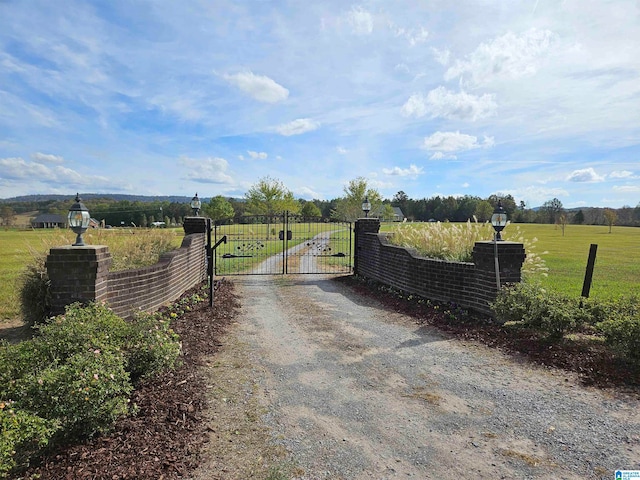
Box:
2, 177, 639, 227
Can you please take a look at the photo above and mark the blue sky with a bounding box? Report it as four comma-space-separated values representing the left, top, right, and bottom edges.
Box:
1, 0, 639, 208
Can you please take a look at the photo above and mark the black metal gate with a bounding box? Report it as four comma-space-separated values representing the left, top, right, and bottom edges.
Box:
213, 213, 352, 275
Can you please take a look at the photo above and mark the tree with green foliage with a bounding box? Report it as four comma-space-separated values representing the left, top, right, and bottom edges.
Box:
392, 191, 409, 219
474, 200, 493, 222
245, 177, 299, 215
573, 209, 585, 225
381, 204, 396, 221
604, 208, 617, 233
299, 200, 322, 218
539, 198, 564, 224
331, 177, 381, 221
0, 205, 15, 226
245, 177, 299, 239
203, 195, 235, 221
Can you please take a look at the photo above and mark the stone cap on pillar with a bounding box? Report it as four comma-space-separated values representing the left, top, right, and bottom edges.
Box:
183, 216, 207, 234
355, 217, 380, 234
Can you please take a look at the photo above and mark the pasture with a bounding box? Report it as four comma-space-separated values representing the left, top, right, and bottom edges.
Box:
507, 223, 639, 299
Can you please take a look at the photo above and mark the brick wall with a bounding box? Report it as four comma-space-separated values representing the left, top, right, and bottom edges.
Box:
354, 218, 525, 316
47, 218, 207, 319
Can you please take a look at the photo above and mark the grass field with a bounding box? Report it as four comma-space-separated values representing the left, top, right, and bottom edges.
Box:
506, 223, 639, 299
0, 228, 184, 322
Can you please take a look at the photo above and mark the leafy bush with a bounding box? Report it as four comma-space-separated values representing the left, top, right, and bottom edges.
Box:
19, 255, 51, 326
7, 350, 132, 441
493, 285, 640, 351
596, 298, 640, 359
125, 311, 181, 381
0, 404, 58, 478
492, 283, 581, 338
34, 302, 132, 360
0, 301, 183, 476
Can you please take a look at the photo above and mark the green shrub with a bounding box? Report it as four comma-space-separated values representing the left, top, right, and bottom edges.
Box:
7, 350, 132, 441
493, 285, 640, 350
597, 312, 640, 359
0, 405, 59, 478
19, 255, 51, 326
34, 302, 132, 362
0, 301, 184, 475
125, 311, 182, 381
491, 282, 540, 324
492, 283, 581, 338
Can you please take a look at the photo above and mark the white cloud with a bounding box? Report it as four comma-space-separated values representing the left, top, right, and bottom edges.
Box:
295, 186, 322, 199
392, 24, 429, 46
247, 151, 267, 160
31, 152, 64, 163
0, 157, 48, 179
382, 164, 424, 177
462, 182, 470, 188
613, 185, 640, 193
513, 186, 569, 206
610, 170, 636, 179
367, 178, 394, 189
445, 28, 558, 86
422, 131, 494, 157
431, 47, 450, 66
402, 87, 497, 121
0, 156, 107, 185
566, 167, 605, 182
346, 6, 374, 35
222, 71, 289, 104
336, 146, 348, 155
180, 156, 233, 184
275, 118, 319, 136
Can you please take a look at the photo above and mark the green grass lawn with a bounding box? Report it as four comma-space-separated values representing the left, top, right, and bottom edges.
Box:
507, 223, 639, 299
0, 229, 74, 321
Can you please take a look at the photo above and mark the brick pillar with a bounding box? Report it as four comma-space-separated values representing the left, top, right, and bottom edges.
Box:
46, 246, 112, 316
472, 241, 526, 315
183, 216, 207, 234
354, 218, 380, 275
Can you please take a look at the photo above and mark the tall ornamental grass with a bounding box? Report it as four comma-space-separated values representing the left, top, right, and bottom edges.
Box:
18, 228, 181, 326
387, 220, 548, 279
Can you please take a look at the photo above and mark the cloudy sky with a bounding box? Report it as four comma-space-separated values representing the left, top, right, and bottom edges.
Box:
1, 0, 639, 207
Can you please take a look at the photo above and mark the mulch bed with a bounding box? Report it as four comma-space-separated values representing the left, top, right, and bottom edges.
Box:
18, 280, 241, 480
14, 275, 639, 479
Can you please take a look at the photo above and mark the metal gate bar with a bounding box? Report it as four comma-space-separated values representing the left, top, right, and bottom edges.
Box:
214, 213, 352, 275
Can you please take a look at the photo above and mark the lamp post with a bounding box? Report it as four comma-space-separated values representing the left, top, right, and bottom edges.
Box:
68, 193, 91, 246
491, 200, 507, 241
362, 196, 371, 218
190, 193, 201, 217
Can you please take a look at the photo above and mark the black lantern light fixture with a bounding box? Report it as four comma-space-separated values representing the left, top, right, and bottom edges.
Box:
190, 193, 201, 216
362, 196, 371, 218
491, 200, 507, 241
68, 193, 91, 246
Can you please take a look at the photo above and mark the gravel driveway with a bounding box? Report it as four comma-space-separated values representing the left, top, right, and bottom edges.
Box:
196, 275, 640, 479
